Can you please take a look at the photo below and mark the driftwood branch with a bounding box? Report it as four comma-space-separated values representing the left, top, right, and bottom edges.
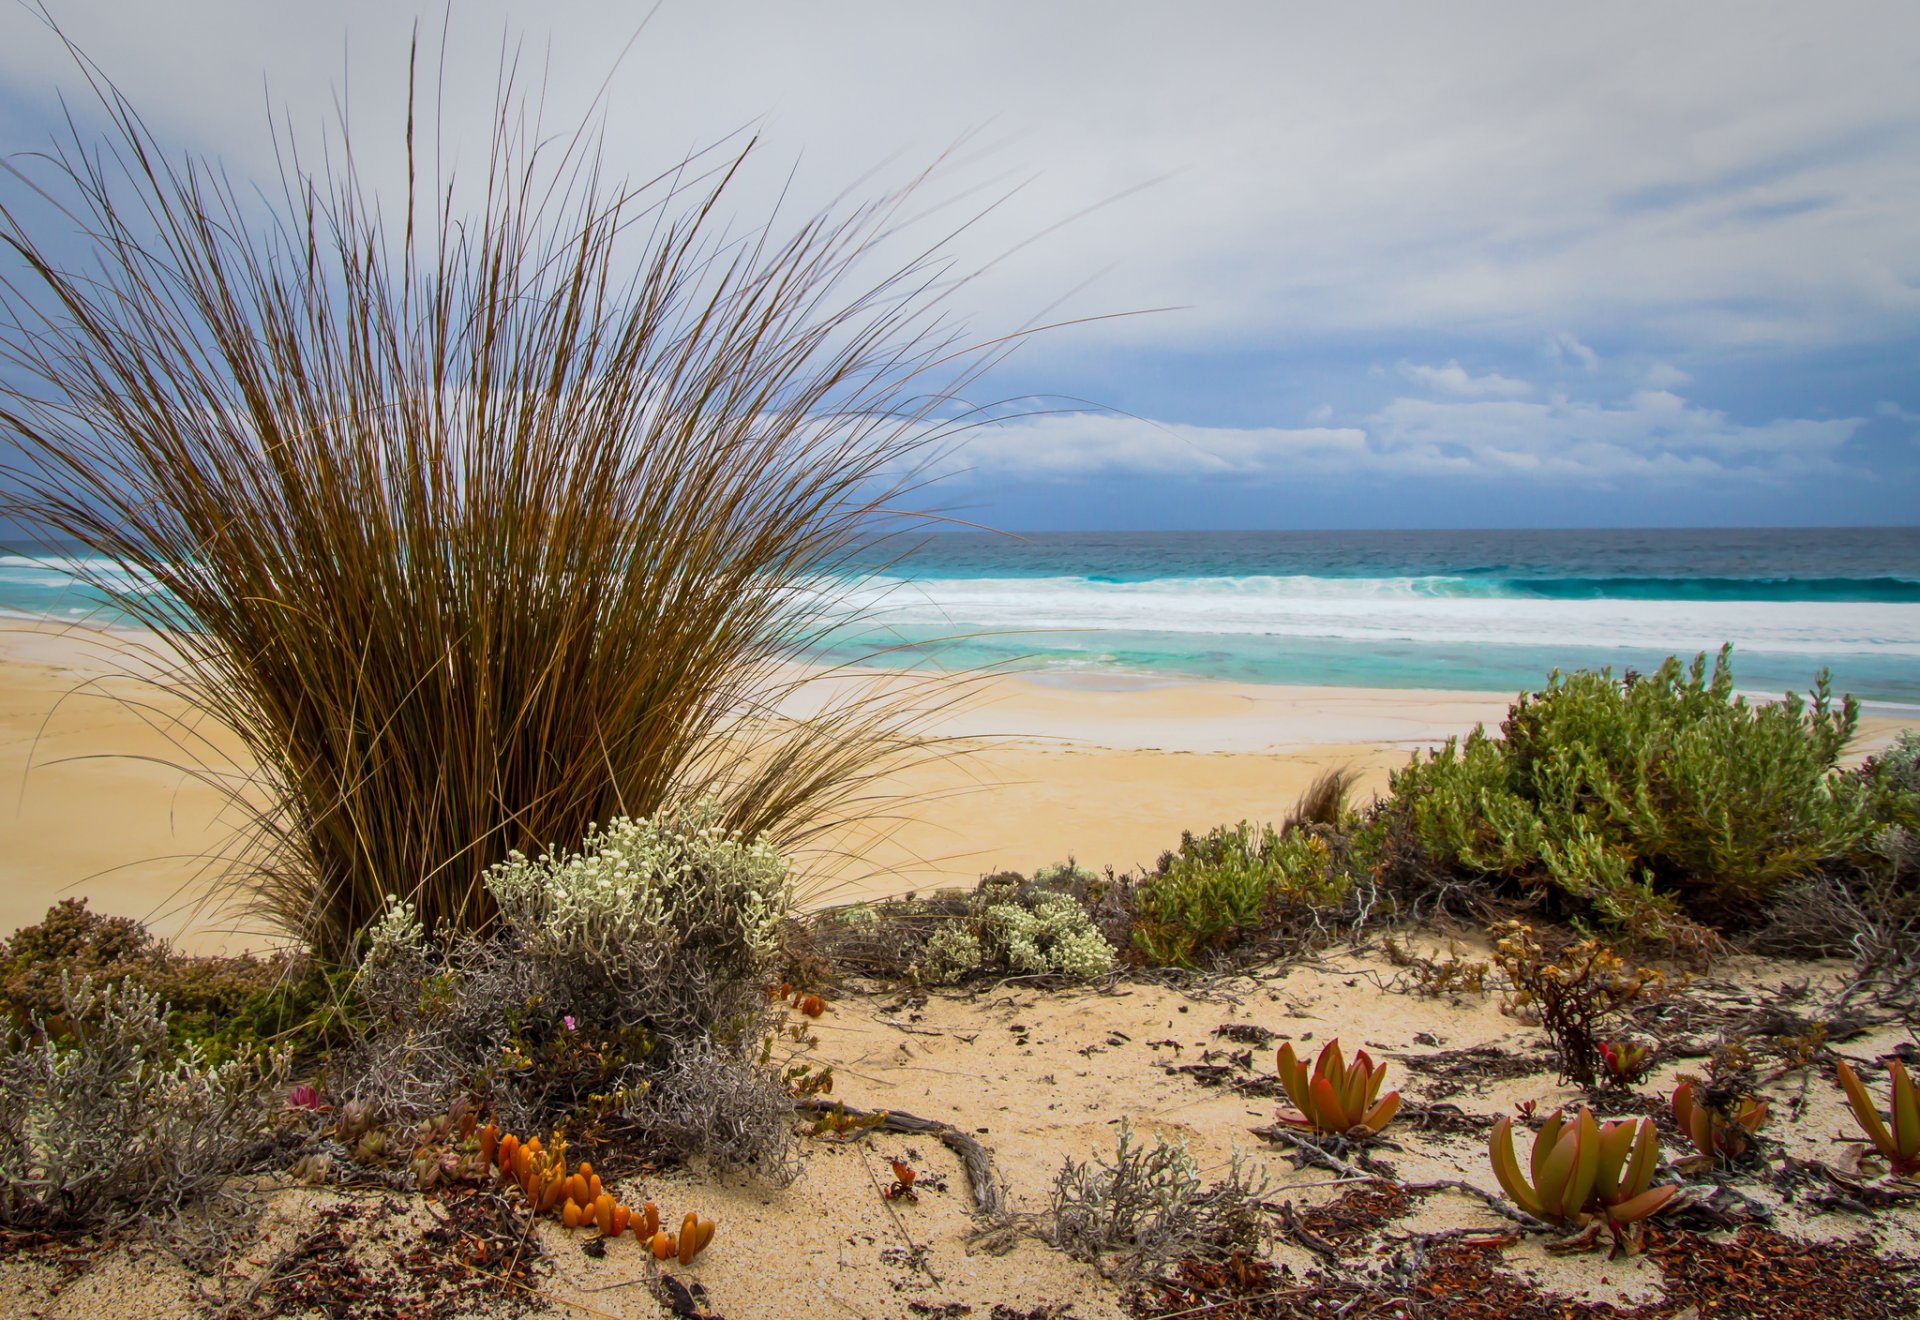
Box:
797, 1098, 1005, 1219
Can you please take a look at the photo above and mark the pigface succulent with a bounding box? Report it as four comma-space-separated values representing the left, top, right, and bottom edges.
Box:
1489, 1106, 1676, 1254
1836, 1059, 1920, 1178
1273, 1040, 1401, 1137
1671, 1081, 1767, 1166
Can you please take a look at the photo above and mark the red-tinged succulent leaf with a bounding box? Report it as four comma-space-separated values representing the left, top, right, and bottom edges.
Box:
1362, 1089, 1401, 1134
1489, 1115, 1547, 1219
1622, 1118, 1660, 1198
1276, 1043, 1312, 1113
1316, 1039, 1345, 1087
1891, 1061, 1919, 1168
1339, 1060, 1369, 1126
1594, 1120, 1637, 1199
1536, 1124, 1582, 1222
1672, 1081, 1696, 1131
1364, 1066, 1387, 1109
1838, 1061, 1897, 1160
1310, 1074, 1348, 1131
1564, 1108, 1602, 1220
1605, 1182, 1677, 1225
1531, 1109, 1567, 1191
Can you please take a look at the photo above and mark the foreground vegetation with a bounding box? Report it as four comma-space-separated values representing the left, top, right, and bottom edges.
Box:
5, 651, 1913, 1237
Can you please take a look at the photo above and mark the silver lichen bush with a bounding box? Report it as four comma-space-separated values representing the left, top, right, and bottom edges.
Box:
0, 977, 283, 1230
1044, 1120, 1269, 1277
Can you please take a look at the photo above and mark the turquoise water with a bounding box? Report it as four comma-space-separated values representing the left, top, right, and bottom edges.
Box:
8, 527, 1920, 703
818, 528, 1920, 703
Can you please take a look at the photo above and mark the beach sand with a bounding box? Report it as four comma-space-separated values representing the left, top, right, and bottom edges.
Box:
4, 621, 1916, 953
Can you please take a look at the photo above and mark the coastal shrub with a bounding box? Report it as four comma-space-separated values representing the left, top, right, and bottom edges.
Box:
0, 977, 283, 1230
0, 900, 342, 1065
1131, 821, 1350, 967
1363, 648, 1869, 945
1045, 1120, 1269, 1276
1491, 921, 1667, 1087
0, 899, 155, 1026
915, 870, 1116, 985
0, 32, 1016, 959
331, 804, 796, 1175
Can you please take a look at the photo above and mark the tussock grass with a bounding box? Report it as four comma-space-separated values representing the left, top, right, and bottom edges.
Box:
0, 35, 1011, 957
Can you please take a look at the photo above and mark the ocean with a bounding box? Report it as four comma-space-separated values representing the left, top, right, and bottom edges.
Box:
6, 527, 1920, 705
822, 527, 1920, 705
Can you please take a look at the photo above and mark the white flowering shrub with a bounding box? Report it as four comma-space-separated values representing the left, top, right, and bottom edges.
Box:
334, 802, 799, 1176
0, 977, 282, 1229
366, 894, 426, 960
921, 924, 983, 985
983, 890, 1115, 980
485, 801, 789, 967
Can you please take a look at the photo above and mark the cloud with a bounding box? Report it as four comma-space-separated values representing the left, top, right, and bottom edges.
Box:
1548, 333, 1601, 371
953, 415, 1367, 479
950, 387, 1862, 486
1401, 360, 1532, 397
1, 1, 1916, 365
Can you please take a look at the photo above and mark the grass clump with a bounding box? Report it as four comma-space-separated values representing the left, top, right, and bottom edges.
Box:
0, 976, 283, 1230
0, 32, 1005, 960
1363, 647, 1867, 947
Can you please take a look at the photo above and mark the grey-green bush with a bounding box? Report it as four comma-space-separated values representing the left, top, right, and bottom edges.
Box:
331, 803, 796, 1177
0, 977, 283, 1230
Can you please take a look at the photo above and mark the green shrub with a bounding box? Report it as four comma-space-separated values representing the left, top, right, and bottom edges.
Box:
1362, 648, 1868, 943
1, 899, 154, 1026
1, 900, 342, 1065
1131, 821, 1349, 967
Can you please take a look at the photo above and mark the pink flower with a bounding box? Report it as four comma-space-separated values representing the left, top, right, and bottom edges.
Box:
563, 1016, 578, 1032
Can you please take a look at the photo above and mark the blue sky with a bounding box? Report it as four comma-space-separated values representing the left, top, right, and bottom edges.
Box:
2, 1, 1917, 530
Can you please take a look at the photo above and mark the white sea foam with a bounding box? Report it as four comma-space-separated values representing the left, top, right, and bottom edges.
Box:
825, 574, 1920, 658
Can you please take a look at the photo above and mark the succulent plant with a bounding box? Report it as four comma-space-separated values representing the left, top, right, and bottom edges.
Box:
1273, 1040, 1401, 1137
1597, 1039, 1651, 1086
1489, 1106, 1676, 1253
1836, 1059, 1920, 1177
678, 1212, 716, 1264
1671, 1081, 1767, 1165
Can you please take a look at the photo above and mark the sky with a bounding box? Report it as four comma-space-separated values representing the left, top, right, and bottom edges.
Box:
1, 1, 1917, 531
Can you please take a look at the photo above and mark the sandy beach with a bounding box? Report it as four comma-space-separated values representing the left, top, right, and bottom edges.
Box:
5, 621, 1916, 954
